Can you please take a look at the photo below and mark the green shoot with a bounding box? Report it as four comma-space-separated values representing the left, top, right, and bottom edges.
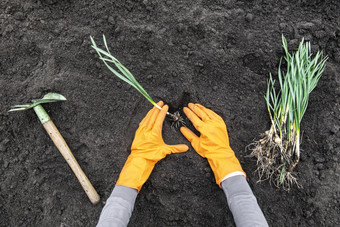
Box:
90, 35, 158, 108
90, 35, 185, 128
250, 35, 327, 189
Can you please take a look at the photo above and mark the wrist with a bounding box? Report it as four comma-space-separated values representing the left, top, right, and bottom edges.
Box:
206, 149, 245, 187
220, 171, 246, 183
116, 155, 155, 192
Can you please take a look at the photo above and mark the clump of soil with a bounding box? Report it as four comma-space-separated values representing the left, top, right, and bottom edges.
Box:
1, 0, 339, 226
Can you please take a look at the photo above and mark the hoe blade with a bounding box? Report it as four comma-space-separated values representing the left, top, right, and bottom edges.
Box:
8, 93, 67, 112
32, 93, 67, 104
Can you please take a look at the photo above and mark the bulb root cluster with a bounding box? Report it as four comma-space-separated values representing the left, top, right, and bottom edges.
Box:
248, 128, 301, 190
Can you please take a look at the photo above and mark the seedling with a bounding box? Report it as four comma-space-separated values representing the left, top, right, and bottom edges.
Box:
9, 93, 100, 204
248, 35, 327, 190
90, 35, 185, 128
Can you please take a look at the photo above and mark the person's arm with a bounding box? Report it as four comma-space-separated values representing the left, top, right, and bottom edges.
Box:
222, 175, 268, 227
180, 103, 268, 226
97, 101, 188, 227
97, 186, 137, 227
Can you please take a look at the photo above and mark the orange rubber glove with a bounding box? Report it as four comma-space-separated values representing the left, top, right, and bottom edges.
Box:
116, 101, 189, 192
180, 103, 245, 187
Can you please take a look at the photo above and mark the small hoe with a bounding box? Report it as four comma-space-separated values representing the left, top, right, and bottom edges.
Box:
9, 93, 100, 204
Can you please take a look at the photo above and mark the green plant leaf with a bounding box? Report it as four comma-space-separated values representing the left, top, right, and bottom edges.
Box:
90, 35, 157, 106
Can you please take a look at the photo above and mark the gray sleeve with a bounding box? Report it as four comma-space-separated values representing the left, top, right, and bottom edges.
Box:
221, 175, 268, 227
96, 185, 138, 227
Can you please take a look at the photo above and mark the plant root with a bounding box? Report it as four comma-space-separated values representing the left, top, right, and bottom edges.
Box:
167, 111, 185, 129
247, 131, 302, 190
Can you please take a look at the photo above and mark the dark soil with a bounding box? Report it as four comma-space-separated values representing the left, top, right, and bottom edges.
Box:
1, 0, 340, 226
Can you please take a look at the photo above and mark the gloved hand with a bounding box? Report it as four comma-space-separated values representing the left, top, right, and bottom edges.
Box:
180, 103, 245, 187
116, 101, 189, 191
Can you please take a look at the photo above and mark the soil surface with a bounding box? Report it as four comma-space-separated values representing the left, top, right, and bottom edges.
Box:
1, 0, 340, 226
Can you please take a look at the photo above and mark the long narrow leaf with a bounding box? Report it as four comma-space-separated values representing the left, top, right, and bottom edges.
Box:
90, 35, 157, 106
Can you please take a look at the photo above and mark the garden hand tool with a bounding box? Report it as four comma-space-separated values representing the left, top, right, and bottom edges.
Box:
116, 101, 188, 191
9, 93, 100, 204
180, 103, 246, 187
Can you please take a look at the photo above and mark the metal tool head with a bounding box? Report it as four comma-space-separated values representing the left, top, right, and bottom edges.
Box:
9, 93, 67, 112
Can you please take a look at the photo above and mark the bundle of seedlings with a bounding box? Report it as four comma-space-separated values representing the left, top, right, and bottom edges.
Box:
90, 35, 184, 128
249, 35, 327, 189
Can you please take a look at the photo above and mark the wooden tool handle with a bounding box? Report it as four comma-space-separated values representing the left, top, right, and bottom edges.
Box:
43, 120, 100, 204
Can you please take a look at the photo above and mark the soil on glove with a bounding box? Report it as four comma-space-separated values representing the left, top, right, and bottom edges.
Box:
1, 0, 339, 226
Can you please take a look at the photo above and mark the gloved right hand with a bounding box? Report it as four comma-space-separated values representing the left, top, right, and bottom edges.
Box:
116, 101, 188, 192
180, 103, 245, 187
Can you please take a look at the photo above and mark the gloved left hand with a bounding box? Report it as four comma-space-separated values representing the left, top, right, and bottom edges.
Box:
116, 101, 189, 191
